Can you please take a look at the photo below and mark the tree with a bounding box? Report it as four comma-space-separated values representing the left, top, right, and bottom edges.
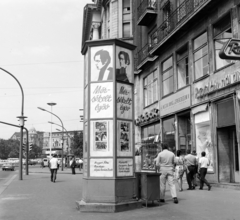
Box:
71, 131, 83, 158
0, 139, 20, 159
28, 144, 42, 159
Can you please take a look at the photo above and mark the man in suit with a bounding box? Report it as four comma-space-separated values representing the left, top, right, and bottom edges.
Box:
116, 51, 130, 82
94, 49, 113, 81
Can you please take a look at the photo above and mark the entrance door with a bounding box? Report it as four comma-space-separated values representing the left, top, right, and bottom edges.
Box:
217, 126, 239, 183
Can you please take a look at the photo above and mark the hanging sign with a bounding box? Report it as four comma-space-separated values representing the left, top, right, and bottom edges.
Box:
219, 38, 240, 60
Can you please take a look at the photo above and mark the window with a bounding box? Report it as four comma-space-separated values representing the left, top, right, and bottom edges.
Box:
177, 0, 186, 22
123, 0, 130, 38
142, 123, 160, 139
144, 70, 158, 107
162, 117, 175, 152
162, 56, 173, 96
213, 14, 232, 70
106, 3, 110, 38
162, 0, 172, 32
177, 45, 189, 89
193, 32, 208, 79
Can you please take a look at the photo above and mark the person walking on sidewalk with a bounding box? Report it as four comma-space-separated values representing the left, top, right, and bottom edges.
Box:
155, 143, 178, 204
49, 155, 58, 183
198, 151, 212, 191
185, 149, 197, 190
70, 157, 76, 175
174, 150, 185, 192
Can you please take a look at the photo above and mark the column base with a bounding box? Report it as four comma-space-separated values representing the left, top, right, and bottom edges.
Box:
76, 200, 142, 213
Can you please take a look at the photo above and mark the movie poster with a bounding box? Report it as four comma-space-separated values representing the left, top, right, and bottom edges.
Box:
94, 121, 108, 151
90, 82, 113, 119
90, 158, 113, 177
84, 50, 88, 86
117, 120, 132, 157
117, 158, 133, 177
84, 122, 88, 157
117, 83, 133, 119
91, 45, 113, 82
115, 46, 133, 83
90, 120, 113, 157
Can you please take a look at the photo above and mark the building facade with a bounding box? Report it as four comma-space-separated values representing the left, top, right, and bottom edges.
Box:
133, 0, 240, 185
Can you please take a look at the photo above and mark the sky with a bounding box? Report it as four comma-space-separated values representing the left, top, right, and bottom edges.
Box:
0, 0, 92, 139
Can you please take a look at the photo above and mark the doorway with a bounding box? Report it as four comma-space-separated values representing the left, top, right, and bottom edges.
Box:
177, 111, 191, 154
217, 126, 239, 183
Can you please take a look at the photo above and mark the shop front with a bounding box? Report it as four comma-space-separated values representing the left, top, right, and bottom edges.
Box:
159, 86, 191, 154
193, 66, 240, 184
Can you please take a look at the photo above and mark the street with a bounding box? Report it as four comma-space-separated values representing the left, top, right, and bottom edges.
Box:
0, 166, 239, 220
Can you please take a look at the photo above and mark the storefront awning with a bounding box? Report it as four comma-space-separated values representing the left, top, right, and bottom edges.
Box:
192, 103, 208, 115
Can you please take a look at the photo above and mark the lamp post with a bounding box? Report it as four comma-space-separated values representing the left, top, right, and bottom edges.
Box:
47, 102, 56, 157
0, 67, 27, 180
38, 107, 64, 171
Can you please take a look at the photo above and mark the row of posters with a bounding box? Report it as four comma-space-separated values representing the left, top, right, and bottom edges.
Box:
86, 158, 133, 177
84, 45, 133, 85
90, 120, 132, 157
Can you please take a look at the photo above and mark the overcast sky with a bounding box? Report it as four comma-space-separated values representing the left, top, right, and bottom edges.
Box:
0, 0, 92, 139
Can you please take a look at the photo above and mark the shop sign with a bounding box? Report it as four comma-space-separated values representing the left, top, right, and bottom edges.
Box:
90, 158, 113, 177
117, 158, 133, 177
194, 70, 240, 100
117, 83, 132, 119
159, 87, 191, 116
219, 38, 240, 60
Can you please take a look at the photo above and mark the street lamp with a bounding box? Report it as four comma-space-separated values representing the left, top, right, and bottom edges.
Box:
38, 106, 64, 171
0, 67, 27, 180
47, 102, 56, 157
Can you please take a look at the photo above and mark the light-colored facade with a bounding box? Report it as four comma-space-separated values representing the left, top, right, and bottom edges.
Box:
133, 0, 240, 185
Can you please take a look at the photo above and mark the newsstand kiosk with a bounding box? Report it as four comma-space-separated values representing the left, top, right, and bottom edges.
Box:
77, 39, 142, 212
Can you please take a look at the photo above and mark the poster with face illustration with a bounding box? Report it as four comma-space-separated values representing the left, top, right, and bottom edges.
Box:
116, 46, 133, 83
91, 45, 113, 82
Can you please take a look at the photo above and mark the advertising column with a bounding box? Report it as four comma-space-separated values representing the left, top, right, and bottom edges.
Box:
78, 39, 141, 212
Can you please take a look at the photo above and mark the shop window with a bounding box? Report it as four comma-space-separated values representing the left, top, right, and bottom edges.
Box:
144, 69, 158, 107
177, 44, 189, 89
193, 32, 209, 80
213, 14, 232, 71
123, 0, 131, 38
162, 117, 175, 152
217, 98, 235, 127
162, 56, 173, 96
141, 123, 160, 171
195, 111, 214, 172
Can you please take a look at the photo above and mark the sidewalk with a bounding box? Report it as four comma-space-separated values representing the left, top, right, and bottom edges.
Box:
0, 166, 240, 220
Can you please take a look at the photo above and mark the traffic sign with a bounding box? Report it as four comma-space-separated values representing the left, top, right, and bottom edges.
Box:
219, 38, 240, 60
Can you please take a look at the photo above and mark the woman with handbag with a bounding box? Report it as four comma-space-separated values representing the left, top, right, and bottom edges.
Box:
175, 150, 185, 192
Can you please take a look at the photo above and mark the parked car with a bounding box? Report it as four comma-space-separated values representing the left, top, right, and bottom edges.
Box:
2, 163, 15, 171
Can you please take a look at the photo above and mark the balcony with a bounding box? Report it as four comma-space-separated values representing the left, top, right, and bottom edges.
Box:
149, 0, 214, 55
137, 0, 158, 26
137, 43, 158, 70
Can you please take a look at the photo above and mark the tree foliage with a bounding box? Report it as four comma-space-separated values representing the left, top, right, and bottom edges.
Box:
0, 139, 20, 159
71, 131, 83, 158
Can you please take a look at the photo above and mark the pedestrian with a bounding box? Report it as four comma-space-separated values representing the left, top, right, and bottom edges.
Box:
41, 159, 44, 168
192, 150, 199, 187
198, 151, 212, 191
174, 149, 185, 192
49, 155, 58, 183
184, 149, 197, 190
155, 143, 178, 204
70, 157, 76, 175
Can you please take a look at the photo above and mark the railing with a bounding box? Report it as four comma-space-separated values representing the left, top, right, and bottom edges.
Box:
137, 43, 155, 66
150, 0, 208, 49
137, 0, 158, 21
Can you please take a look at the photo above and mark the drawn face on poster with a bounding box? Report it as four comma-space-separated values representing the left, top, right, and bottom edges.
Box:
117, 120, 132, 156
117, 83, 132, 119
90, 120, 113, 157
91, 46, 113, 82
116, 46, 132, 83
84, 51, 88, 86
90, 82, 113, 118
